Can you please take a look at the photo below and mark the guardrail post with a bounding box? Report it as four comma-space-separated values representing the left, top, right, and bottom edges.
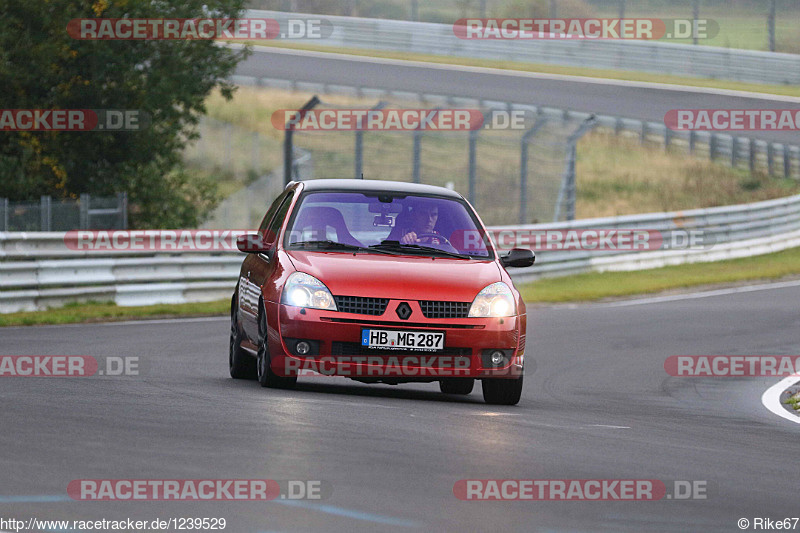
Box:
40, 195, 51, 231
784, 145, 792, 179
664, 127, 672, 152
519, 117, 548, 224
731, 137, 738, 168
79, 193, 90, 229
688, 131, 696, 155
749, 138, 756, 174
284, 96, 320, 184
640, 121, 647, 145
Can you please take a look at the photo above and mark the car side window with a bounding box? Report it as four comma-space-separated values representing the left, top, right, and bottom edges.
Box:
257, 191, 290, 234
263, 193, 294, 246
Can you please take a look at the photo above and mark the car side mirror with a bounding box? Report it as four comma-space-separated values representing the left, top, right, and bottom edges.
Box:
500, 248, 535, 268
237, 233, 268, 254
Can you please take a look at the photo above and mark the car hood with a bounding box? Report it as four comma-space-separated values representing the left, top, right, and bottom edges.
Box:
286, 250, 501, 301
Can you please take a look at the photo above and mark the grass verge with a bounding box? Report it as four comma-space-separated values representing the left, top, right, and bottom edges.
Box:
518, 245, 800, 303
0, 300, 229, 328
245, 42, 800, 99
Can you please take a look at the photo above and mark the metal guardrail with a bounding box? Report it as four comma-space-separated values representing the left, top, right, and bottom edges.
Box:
2, 191, 800, 312
247, 10, 800, 85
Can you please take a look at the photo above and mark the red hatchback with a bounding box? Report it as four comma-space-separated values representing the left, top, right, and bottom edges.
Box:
229, 179, 535, 405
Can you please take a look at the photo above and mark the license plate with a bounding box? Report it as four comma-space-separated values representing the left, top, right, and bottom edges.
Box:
361, 329, 445, 351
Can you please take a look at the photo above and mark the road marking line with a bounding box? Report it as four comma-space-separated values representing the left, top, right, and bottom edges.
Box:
275, 499, 423, 528
588, 424, 631, 429
239, 44, 800, 103
761, 376, 800, 425
585, 279, 800, 308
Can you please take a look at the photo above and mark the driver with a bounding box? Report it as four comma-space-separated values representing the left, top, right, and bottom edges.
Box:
400, 203, 441, 244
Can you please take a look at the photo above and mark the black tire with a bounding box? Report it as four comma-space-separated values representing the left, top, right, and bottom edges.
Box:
439, 378, 474, 395
256, 306, 297, 389
481, 376, 523, 405
229, 294, 257, 380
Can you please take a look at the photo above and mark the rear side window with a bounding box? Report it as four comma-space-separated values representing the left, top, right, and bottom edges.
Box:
257, 191, 290, 234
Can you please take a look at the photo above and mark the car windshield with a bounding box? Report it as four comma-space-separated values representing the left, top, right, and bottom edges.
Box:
284, 190, 492, 258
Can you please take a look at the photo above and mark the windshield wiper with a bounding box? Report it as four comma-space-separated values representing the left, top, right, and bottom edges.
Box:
291, 240, 392, 254
369, 240, 472, 259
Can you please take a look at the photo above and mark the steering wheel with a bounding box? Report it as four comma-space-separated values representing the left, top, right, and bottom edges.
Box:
413, 232, 460, 253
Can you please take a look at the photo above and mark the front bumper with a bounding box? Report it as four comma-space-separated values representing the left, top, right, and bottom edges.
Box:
267, 300, 525, 380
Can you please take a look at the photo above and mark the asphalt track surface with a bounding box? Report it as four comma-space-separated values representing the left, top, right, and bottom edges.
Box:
1, 282, 798, 532
235, 47, 800, 145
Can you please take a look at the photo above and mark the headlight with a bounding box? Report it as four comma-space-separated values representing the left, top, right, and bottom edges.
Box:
468, 282, 515, 317
281, 272, 337, 311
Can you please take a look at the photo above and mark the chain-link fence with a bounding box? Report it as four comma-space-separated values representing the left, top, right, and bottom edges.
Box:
0, 193, 127, 232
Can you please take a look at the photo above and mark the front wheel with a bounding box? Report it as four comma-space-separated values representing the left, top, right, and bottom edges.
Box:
257, 308, 297, 389
439, 378, 474, 395
481, 376, 523, 405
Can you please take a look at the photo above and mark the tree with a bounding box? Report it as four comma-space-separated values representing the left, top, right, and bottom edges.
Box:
0, 0, 251, 227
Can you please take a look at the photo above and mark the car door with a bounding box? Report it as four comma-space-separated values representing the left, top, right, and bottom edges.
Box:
241, 190, 295, 342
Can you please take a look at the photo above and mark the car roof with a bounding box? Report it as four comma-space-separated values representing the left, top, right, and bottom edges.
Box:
294, 179, 464, 199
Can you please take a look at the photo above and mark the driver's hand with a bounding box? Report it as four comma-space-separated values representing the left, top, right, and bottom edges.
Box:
401, 232, 417, 244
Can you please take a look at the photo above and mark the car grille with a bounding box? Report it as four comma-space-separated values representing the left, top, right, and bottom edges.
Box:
334, 296, 389, 316
331, 342, 471, 357
419, 301, 471, 319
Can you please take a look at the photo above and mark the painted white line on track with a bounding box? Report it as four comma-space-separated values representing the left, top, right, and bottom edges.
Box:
237, 44, 800, 103
761, 376, 800, 425
581, 279, 800, 308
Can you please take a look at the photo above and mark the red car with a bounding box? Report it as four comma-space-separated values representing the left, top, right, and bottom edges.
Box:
229, 179, 535, 405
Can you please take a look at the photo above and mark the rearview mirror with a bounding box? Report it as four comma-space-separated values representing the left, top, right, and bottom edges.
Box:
500, 248, 535, 268
236, 233, 267, 253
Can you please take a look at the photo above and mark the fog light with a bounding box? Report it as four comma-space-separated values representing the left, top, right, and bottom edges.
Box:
296, 341, 311, 356
490, 350, 505, 366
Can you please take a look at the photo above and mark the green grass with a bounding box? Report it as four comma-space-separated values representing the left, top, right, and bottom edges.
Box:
244, 41, 800, 98
519, 245, 800, 303
0, 300, 229, 328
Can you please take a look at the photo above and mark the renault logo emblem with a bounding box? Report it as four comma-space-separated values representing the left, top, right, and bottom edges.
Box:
395, 302, 412, 320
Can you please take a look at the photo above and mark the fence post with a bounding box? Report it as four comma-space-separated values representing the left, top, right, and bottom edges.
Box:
730, 137, 737, 168
640, 120, 647, 145
79, 193, 90, 229
749, 138, 756, 174
468, 126, 479, 207
767, 142, 775, 176
709, 134, 717, 161
689, 130, 696, 155
40, 195, 51, 231
554, 116, 597, 222
119, 192, 128, 229
664, 126, 672, 152
355, 101, 388, 179
412, 129, 422, 183
519, 117, 548, 224
284, 96, 320, 184
1, 198, 7, 231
